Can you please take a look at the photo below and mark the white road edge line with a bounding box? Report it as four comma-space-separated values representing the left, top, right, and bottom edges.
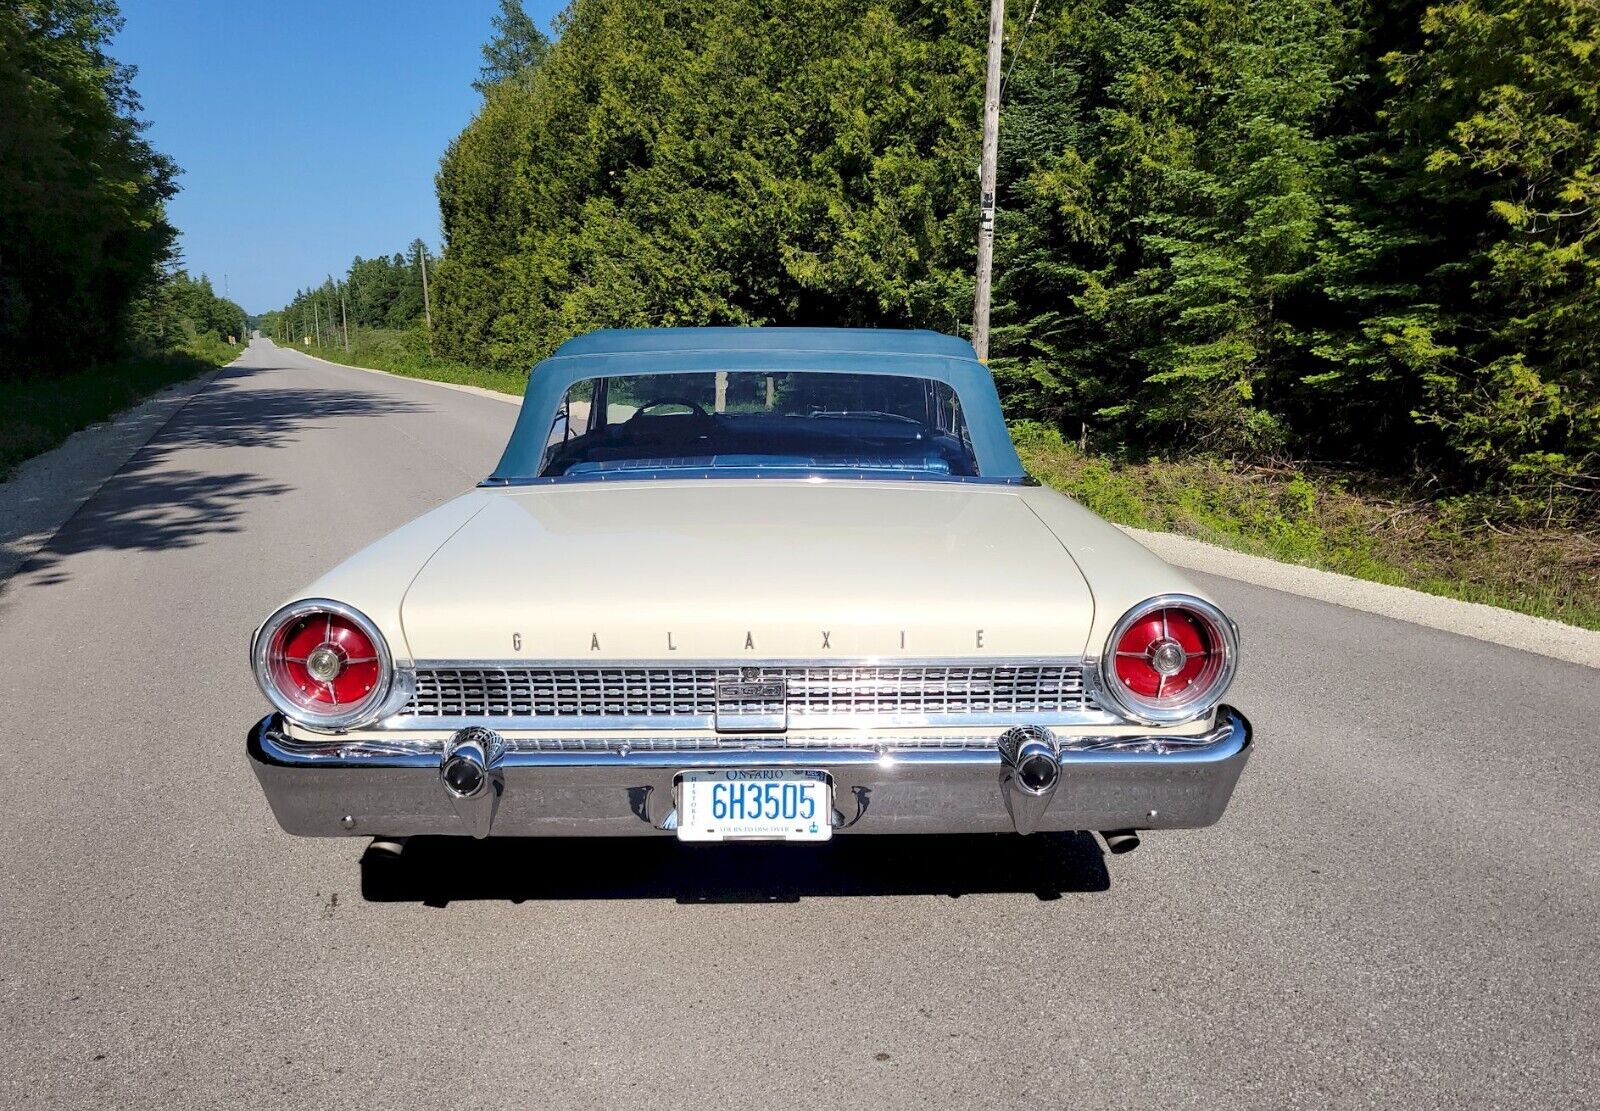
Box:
281, 339, 1600, 668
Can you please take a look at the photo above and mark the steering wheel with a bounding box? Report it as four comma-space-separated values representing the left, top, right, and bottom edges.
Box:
627, 396, 712, 423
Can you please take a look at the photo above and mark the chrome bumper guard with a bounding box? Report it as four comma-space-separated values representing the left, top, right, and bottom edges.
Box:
247, 707, 1251, 838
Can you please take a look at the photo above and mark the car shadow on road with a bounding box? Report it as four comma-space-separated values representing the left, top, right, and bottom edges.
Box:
4, 362, 428, 592
360, 831, 1112, 905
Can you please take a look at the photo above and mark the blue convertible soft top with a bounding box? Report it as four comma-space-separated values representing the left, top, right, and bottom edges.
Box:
488, 327, 1026, 482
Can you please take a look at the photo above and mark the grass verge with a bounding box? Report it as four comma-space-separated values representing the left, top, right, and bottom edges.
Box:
1014, 423, 1599, 631
2, 334, 243, 481
281, 331, 1600, 630
287, 328, 528, 396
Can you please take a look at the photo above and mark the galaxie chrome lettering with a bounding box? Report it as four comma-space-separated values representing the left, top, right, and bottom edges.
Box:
509, 629, 1005, 653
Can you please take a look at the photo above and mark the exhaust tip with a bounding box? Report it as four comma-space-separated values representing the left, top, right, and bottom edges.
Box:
1101, 829, 1141, 854
366, 836, 408, 858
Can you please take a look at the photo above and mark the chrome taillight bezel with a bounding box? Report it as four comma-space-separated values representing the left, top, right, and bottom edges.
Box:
251, 598, 398, 731
1095, 594, 1239, 725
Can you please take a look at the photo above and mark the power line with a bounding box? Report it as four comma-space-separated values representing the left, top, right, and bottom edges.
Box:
1000, 0, 1043, 103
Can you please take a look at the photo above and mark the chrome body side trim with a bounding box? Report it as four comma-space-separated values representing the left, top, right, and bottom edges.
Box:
247, 706, 1253, 838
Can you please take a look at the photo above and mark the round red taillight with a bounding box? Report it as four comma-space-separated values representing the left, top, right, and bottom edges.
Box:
1101, 596, 1237, 723
253, 600, 393, 729
1113, 608, 1212, 698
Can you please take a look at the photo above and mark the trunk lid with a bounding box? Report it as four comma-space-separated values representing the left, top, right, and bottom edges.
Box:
399, 480, 1093, 660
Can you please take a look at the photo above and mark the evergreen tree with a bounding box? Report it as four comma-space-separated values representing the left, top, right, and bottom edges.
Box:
473, 0, 549, 94
437, 0, 983, 372
989, 0, 1349, 454
1380, 0, 1600, 505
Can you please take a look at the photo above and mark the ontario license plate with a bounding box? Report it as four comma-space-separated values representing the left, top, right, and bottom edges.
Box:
675, 769, 832, 842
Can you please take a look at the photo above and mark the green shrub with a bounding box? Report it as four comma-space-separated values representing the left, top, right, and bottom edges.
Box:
1015, 439, 1598, 630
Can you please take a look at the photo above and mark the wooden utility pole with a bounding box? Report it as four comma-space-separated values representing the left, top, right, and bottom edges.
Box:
339, 282, 351, 352
313, 299, 321, 348
417, 242, 434, 353
971, 0, 1005, 363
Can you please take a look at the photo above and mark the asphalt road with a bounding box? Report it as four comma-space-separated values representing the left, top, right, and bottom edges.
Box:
1, 339, 1595, 1110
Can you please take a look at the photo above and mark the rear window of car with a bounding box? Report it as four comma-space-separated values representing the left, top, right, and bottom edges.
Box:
538, 371, 979, 478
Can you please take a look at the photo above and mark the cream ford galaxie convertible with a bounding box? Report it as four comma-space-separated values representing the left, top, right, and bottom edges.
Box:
248, 327, 1251, 852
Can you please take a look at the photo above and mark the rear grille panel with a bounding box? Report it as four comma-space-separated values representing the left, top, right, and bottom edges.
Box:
410, 667, 721, 720
397, 662, 1102, 726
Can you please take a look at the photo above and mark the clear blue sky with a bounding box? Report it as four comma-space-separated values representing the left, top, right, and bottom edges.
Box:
113, 0, 564, 314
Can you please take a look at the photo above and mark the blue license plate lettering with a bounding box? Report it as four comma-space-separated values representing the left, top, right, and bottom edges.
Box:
677, 770, 832, 842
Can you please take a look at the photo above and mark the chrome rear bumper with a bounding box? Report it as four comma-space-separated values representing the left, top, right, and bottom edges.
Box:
248, 707, 1251, 838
